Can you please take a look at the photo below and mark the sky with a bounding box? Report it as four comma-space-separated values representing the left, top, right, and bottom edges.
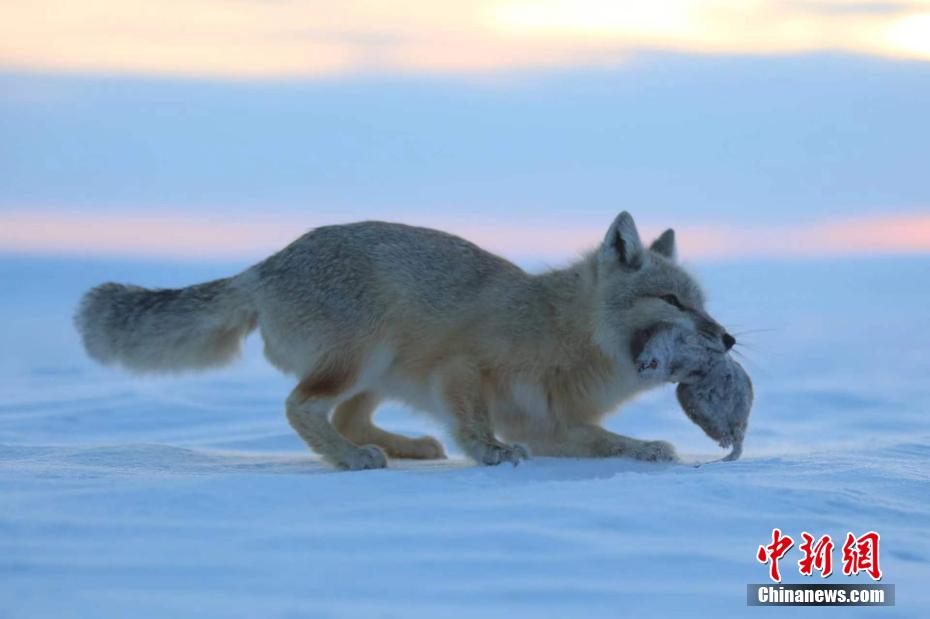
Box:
1, 0, 929, 262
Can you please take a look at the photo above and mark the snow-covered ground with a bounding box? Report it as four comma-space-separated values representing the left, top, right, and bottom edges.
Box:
1, 254, 928, 618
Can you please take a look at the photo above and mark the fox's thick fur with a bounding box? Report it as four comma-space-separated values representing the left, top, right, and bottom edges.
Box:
76, 212, 734, 470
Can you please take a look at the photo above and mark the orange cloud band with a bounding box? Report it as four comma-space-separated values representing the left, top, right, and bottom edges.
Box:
1, 1, 929, 79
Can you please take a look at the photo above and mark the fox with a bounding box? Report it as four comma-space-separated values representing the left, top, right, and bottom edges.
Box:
75, 211, 736, 470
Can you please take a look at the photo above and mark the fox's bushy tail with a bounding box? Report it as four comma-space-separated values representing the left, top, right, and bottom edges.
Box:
75, 276, 258, 373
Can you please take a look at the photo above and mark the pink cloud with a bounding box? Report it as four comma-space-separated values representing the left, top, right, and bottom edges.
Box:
1, 209, 928, 263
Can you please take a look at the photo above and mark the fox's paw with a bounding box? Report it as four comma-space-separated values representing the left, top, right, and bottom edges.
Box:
476, 442, 530, 466
337, 444, 388, 471
633, 440, 679, 463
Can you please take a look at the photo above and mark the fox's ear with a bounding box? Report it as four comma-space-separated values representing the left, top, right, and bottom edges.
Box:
600, 211, 644, 270
650, 228, 677, 260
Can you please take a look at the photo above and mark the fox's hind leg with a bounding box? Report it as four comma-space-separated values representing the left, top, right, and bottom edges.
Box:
332, 392, 446, 460
285, 362, 387, 470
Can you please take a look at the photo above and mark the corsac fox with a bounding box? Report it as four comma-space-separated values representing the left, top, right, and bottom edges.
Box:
75, 212, 735, 470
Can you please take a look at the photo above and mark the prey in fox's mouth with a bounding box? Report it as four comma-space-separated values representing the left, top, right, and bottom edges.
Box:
633, 323, 753, 462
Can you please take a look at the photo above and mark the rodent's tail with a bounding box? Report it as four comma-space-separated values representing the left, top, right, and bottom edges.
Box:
75, 276, 258, 373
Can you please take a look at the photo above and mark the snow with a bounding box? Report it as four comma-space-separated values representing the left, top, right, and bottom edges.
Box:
1, 255, 929, 618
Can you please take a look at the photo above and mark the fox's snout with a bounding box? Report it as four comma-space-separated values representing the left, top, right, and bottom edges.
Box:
632, 321, 736, 363
691, 310, 735, 351
722, 332, 736, 351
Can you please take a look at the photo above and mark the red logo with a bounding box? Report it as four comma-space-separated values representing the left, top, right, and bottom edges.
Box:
842, 531, 882, 581
758, 529, 882, 582
798, 532, 834, 578
756, 528, 794, 583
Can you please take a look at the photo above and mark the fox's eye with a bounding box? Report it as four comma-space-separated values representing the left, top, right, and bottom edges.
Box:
660, 294, 684, 310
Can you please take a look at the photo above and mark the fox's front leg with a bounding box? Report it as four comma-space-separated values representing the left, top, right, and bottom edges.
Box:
441, 366, 529, 466
533, 424, 678, 463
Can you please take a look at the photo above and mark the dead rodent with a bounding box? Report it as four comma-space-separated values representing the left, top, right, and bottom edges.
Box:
635, 325, 753, 461
676, 357, 752, 461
